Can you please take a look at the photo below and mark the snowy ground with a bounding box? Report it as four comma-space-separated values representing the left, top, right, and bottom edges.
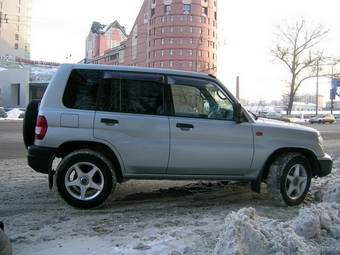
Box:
0, 117, 340, 255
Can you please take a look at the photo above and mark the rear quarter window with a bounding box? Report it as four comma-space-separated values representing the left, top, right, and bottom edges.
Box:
62, 69, 102, 110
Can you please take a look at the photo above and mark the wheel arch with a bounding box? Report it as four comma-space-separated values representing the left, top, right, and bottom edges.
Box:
55, 141, 124, 183
251, 147, 319, 193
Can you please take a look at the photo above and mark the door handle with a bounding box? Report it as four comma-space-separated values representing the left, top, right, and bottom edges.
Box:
101, 118, 119, 126
176, 123, 194, 129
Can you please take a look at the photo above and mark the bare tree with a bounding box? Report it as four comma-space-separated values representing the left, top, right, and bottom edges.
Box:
270, 17, 339, 115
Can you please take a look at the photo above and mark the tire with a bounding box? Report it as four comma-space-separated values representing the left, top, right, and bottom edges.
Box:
22, 99, 41, 149
267, 153, 311, 206
56, 149, 116, 208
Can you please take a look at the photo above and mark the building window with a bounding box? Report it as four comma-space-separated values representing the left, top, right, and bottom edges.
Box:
199, 27, 202, 34
180, 26, 183, 32
169, 61, 173, 67
189, 61, 193, 68
180, 15, 183, 21
183, 4, 191, 12
179, 49, 183, 56
190, 16, 193, 22
161, 50, 164, 56
189, 38, 193, 44
170, 38, 173, 44
179, 38, 183, 44
14, 43, 18, 50
202, 7, 208, 16
15, 34, 19, 40
165, 5, 171, 14
190, 26, 193, 33
161, 16, 165, 22
160, 61, 164, 68
170, 49, 173, 56
189, 50, 193, 56
161, 27, 164, 33
179, 61, 183, 67
170, 15, 174, 21
161, 38, 164, 44
170, 26, 173, 33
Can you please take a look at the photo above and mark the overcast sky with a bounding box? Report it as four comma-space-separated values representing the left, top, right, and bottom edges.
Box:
30, 0, 340, 102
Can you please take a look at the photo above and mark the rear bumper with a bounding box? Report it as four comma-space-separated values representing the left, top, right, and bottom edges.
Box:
27, 145, 56, 174
317, 153, 333, 177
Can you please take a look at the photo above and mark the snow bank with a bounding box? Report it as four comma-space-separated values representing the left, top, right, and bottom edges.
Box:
6, 108, 24, 119
214, 189, 340, 255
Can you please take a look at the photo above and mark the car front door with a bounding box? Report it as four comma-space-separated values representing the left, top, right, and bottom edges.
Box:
166, 76, 254, 176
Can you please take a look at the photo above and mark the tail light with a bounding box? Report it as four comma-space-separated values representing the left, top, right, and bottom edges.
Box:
35, 116, 48, 140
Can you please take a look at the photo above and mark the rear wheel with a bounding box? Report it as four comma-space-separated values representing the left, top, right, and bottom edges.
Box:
267, 153, 311, 206
22, 99, 41, 149
56, 149, 116, 208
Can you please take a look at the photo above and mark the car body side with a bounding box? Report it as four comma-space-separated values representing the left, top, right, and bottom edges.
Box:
27, 64, 332, 194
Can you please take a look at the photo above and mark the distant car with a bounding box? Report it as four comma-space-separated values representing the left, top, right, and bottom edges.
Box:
309, 114, 335, 124
258, 112, 292, 122
0, 107, 7, 118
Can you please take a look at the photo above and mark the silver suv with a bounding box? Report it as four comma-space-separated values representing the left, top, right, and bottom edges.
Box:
23, 64, 332, 208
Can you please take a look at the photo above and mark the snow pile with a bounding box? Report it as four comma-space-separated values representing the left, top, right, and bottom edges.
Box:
214, 190, 340, 255
4, 108, 24, 119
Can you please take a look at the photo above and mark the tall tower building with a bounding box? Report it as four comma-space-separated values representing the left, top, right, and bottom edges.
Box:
0, 0, 32, 60
87, 0, 218, 75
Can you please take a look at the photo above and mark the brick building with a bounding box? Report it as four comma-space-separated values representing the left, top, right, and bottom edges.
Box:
86, 0, 218, 75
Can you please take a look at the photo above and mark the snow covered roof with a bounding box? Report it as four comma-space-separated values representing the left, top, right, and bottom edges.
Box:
29, 67, 58, 83
90, 20, 127, 36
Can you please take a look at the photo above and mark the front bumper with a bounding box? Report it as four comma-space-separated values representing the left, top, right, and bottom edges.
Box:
317, 153, 333, 177
27, 145, 56, 174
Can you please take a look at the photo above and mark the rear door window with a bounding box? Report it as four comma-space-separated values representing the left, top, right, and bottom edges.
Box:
99, 72, 165, 115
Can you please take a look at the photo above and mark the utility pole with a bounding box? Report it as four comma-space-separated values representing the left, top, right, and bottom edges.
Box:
195, 35, 203, 72
316, 59, 319, 115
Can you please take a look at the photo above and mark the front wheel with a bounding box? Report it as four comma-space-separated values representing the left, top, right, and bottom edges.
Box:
267, 153, 311, 206
56, 149, 116, 208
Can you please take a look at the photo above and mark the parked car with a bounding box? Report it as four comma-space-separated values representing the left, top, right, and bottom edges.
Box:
0, 107, 7, 118
309, 114, 335, 124
258, 112, 292, 122
23, 64, 332, 208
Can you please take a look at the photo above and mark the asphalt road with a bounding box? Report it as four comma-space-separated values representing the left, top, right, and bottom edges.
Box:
0, 120, 339, 159
0, 121, 27, 159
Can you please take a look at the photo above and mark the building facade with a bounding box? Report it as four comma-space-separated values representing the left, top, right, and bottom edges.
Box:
0, 0, 32, 60
86, 0, 218, 75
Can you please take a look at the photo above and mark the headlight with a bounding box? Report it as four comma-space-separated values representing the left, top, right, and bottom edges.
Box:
317, 131, 323, 147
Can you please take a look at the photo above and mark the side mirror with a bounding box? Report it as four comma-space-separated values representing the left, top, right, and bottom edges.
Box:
234, 103, 244, 123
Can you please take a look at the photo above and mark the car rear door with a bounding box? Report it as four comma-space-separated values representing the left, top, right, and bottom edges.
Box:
94, 71, 170, 174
